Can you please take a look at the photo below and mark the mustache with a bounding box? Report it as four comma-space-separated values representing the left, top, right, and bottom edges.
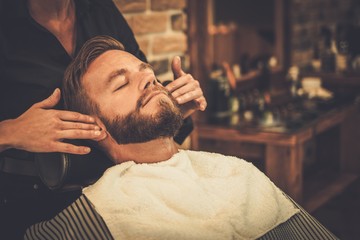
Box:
136, 85, 173, 110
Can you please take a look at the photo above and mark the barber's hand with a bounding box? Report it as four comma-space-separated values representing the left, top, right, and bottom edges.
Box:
166, 56, 207, 118
7, 88, 106, 154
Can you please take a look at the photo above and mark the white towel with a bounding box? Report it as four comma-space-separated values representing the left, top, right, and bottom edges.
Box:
83, 150, 299, 240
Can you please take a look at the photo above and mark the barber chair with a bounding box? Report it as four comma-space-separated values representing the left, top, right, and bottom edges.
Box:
35, 146, 113, 190
0, 139, 113, 191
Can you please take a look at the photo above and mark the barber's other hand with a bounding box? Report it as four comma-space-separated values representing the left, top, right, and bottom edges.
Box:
166, 56, 207, 118
6, 88, 106, 154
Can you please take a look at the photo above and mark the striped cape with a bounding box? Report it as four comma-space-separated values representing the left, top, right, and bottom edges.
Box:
24, 194, 338, 240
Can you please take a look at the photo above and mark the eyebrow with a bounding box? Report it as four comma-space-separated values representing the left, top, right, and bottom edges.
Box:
106, 63, 154, 86
139, 62, 153, 71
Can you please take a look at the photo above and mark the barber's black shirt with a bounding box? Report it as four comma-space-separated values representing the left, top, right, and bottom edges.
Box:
0, 0, 147, 121
0, 0, 192, 179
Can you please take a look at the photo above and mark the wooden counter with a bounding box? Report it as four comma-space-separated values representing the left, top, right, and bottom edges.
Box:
196, 102, 360, 212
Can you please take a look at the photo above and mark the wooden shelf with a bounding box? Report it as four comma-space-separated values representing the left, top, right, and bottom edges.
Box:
304, 172, 359, 213
302, 72, 360, 86
196, 102, 359, 205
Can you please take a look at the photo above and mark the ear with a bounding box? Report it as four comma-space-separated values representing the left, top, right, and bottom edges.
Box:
93, 116, 107, 134
93, 116, 119, 163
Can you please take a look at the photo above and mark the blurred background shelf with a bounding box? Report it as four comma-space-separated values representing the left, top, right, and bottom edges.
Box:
196, 102, 359, 211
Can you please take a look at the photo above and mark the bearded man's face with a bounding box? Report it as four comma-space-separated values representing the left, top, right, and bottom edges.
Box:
82, 49, 184, 144
99, 85, 183, 144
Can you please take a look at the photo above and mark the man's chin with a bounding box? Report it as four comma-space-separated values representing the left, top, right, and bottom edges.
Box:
103, 94, 183, 145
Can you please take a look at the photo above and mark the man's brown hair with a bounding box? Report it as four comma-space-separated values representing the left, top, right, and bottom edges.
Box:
63, 35, 125, 114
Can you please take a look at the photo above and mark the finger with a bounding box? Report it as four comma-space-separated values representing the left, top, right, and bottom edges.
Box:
194, 96, 207, 111
60, 121, 101, 131
171, 56, 186, 79
58, 111, 95, 123
35, 88, 61, 109
55, 142, 91, 155
166, 74, 193, 92
175, 88, 204, 105
170, 80, 200, 98
58, 129, 106, 140
93, 130, 108, 142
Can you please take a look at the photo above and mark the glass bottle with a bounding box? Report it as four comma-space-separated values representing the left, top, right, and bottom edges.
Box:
320, 27, 336, 73
335, 24, 350, 73
287, 66, 300, 98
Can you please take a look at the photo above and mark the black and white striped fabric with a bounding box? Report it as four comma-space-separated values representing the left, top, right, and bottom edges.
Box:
24, 195, 112, 240
260, 197, 338, 239
24, 194, 338, 240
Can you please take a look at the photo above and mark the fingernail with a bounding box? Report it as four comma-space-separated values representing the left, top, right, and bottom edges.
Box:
89, 117, 95, 122
94, 126, 100, 130
84, 147, 91, 153
176, 97, 181, 102
94, 131, 101, 136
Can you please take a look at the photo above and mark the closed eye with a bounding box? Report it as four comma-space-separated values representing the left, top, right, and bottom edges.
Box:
114, 82, 128, 92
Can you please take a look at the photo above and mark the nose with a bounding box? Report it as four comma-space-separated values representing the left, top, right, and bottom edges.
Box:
143, 78, 158, 90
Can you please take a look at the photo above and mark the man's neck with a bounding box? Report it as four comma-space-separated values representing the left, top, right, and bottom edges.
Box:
27, 0, 74, 21
109, 138, 179, 164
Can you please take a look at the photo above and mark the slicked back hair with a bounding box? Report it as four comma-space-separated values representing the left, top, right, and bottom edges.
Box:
62, 35, 125, 115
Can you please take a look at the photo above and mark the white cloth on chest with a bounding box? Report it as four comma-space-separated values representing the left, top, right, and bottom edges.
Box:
83, 150, 299, 240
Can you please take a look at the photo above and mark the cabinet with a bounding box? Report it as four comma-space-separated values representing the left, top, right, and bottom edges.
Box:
196, 100, 359, 212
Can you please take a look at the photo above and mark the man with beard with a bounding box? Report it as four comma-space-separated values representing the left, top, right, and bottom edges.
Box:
24, 36, 337, 240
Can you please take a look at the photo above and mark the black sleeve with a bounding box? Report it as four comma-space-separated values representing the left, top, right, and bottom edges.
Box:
174, 116, 193, 144
65, 146, 114, 186
34, 141, 114, 191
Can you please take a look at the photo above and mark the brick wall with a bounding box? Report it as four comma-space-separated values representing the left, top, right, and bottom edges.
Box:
114, 0, 188, 82
289, 0, 356, 66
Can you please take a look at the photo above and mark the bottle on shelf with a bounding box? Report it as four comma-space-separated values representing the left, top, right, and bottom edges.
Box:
223, 62, 241, 126
319, 27, 336, 73
207, 63, 241, 126
255, 58, 274, 127
335, 24, 351, 74
207, 64, 231, 124
286, 66, 301, 98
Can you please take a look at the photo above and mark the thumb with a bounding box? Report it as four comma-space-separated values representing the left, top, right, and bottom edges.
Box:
171, 56, 186, 79
37, 88, 61, 109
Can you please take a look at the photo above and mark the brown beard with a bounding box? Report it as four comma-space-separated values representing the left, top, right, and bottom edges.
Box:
99, 86, 183, 144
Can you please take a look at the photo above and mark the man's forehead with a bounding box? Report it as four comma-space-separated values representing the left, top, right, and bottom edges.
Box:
84, 50, 135, 80
90, 49, 135, 67
82, 49, 149, 92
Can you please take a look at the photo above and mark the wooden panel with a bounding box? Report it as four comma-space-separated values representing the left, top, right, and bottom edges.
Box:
265, 144, 304, 203
340, 110, 360, 173
315, 108, 349, 134
198, 139, 265, 171
304, 174, 359, 213
197, 101, 358, 210
199, 139, 264, 159
198, 124, 314, 146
